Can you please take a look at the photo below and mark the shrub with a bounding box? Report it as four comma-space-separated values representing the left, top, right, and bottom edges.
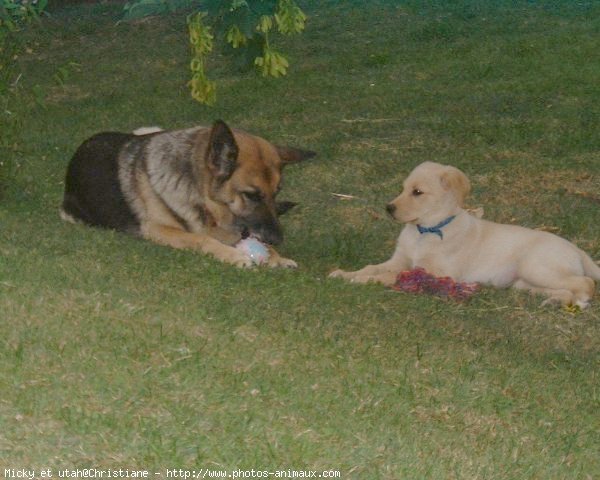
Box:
122, 0, 307, 105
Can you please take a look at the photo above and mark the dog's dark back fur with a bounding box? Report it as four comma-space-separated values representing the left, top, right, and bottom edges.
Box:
63, 132, 141, 233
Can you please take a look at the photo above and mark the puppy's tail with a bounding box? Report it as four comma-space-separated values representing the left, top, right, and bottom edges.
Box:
580, 250, 600, 280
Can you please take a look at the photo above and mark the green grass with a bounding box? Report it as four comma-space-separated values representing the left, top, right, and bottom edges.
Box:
2, 1, 600, 477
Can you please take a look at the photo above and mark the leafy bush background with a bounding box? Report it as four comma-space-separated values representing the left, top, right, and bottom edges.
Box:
122, 0, 306, 105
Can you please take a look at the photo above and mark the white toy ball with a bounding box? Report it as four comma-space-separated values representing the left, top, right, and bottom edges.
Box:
236, 237, 270, 265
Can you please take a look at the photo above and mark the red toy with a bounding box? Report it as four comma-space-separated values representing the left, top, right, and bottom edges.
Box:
391, 267, 479, 301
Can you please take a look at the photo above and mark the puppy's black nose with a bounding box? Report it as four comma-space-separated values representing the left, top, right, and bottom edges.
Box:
386, 203, 396, 217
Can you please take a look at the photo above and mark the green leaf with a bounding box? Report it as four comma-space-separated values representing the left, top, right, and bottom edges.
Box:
222, 4, 260, 39
224, 31, 265, 72
36, 0, 48, 15
230, 0, 249, 9
202, 0, 227, 19
122, 0, 168, 21
247, 0, 277, 17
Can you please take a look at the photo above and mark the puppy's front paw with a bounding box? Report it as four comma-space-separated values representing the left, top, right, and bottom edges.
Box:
329, 269, 353, 280
329, 269, 396, 286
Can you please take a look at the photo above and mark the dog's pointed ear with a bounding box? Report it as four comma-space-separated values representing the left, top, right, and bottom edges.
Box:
440, 166, 471, 206
207, 120, 239, 179
276, 201, 298, 216
276, 145, 316, 165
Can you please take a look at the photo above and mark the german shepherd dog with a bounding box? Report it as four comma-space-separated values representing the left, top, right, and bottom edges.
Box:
60, 120, 315, 267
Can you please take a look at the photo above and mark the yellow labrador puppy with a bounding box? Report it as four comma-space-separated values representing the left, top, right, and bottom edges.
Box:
330, 161, 600, 308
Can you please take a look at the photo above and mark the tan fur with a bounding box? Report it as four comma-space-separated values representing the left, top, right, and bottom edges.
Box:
62, 121, 313, 268
142, 223, 253, 267
59, 208, 79, 225
136, 127, 305, 267
133, 126, 163, 135
330, 161, 600, 308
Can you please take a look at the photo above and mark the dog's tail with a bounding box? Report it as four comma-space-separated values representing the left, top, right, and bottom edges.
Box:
59, 206, 79, 225
133, 126, 163, 135
580, 250, 600, 280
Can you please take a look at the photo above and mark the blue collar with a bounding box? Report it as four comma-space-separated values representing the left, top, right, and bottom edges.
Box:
417, 215, 456, 239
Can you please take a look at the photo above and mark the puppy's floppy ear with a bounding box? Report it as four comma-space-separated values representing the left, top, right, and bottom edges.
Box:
276, 145, 316, 165
207, 120, 239, 180
468, 206, 484, 219
440, 166, 471, 206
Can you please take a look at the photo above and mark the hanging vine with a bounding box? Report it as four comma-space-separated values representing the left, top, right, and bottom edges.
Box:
186, 0, 307, 105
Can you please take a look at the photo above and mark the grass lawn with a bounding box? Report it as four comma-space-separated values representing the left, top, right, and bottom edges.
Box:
1, 0, 599, 477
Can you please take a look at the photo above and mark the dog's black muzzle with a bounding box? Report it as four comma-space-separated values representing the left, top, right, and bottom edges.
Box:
256, 225, 283, 245
243, 222, 282, 245
237, 209, 283, 246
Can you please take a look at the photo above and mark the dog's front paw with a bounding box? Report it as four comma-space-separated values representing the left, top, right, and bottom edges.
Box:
269, 256, 298, 269
329, 269, 353, 280
266, 247, 298, 269
218, 246, 254, 268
